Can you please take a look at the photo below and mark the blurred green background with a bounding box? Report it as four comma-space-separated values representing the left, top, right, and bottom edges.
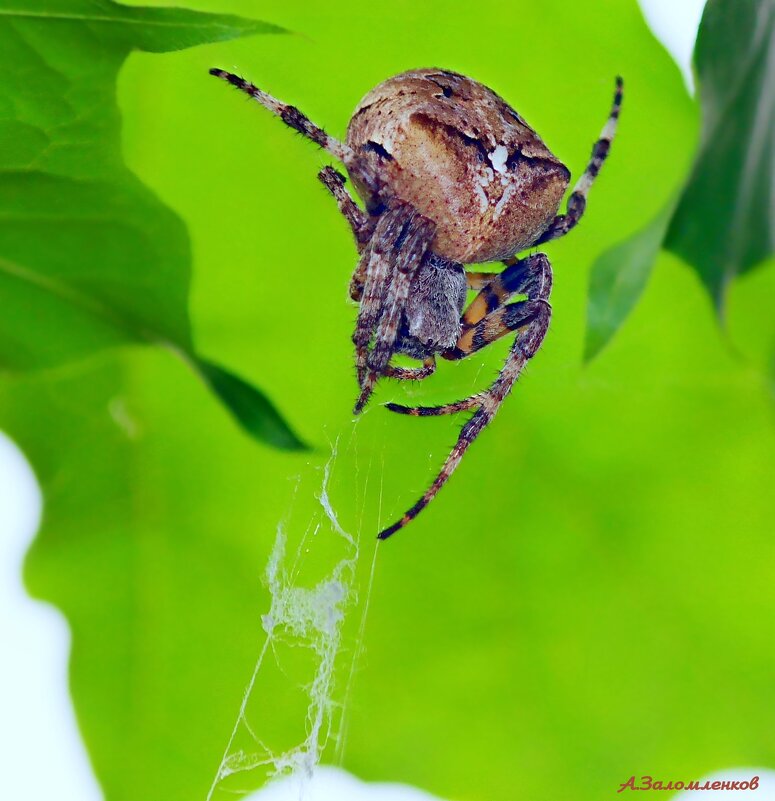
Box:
1, 0, 774, 800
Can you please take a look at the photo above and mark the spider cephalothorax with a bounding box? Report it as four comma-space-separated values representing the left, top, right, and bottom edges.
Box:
210, 67, 622, 539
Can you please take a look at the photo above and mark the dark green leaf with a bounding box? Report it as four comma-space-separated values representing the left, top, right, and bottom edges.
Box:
0, 0, 297, 447
665, 0, 775, 310
0, 1, 284, 52
196, 359, 308, 451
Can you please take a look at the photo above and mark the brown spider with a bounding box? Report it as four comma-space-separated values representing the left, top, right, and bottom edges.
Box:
210, 67, 622, 539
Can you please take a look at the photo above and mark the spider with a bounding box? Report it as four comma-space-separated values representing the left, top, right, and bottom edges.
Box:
210, 67, 622, 540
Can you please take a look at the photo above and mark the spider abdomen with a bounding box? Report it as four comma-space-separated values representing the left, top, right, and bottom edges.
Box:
346, 69, 571, 263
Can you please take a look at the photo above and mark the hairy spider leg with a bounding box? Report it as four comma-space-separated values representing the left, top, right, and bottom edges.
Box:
349, 263, 367, 303
387, 253, 551, 416
535, 77, 623, 245
463, 270, 507, 291
352, 206, 415, 396
452, 298, 550, 358
355, 207, 435, 412
459, 254, 550, 330
366, 210, 435, 375
318, 167, 371, 251
387, 393, 482, 417
384, 357, 437, 381
451, 252, 529, 293
209, 69, 354, 162
318, 166, 376, 302
353, 234, 396, 385
378, 257, 552, 540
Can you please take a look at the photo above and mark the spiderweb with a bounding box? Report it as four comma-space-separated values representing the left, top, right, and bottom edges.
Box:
204, 416, 382, 801
203, 334, 496, 800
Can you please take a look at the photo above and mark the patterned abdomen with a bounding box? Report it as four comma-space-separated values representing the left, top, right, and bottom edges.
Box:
346, 69, 570, 264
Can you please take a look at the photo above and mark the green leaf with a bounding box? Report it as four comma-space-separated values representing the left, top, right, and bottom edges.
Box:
585, 0, 775, 355
665, 0, 775, 310
0, 0, 303, 448
584, 200, 676, 360
0, 1, 284, 51
196, 359, 308, 451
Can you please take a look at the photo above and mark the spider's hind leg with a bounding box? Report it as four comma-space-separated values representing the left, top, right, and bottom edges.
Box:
387, 253, 551, 417
386, 394, 482, 417
385, 299, 550, 417
379, 255, 553, 539
210, 69, 353, 162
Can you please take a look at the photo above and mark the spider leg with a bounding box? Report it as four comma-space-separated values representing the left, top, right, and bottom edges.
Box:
353, 206, 413, 379
318, 166, 373, 302
352, 232, 395, 385
465, 271, 502, 291
384, 357, 437, 381
463, 253, 525, 290
387, 253, 550, 416
209, 69, 354, 162
318, 166, 371, 250
355, 206, 435, 412
378, 258, 553, 540
349, 261, 367, 303
384, 299, 547, 417
386, 394, 482, 417
459, 253, 549, 329
535, 77, 623, 245
452, 299, 548, 359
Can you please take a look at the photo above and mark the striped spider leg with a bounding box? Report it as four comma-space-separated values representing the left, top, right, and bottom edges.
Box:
319, 167, 440, 385
351, 204, 436, 412
209, 69, 354, 162
379, 253, 552, 538
535, 76, 623, 244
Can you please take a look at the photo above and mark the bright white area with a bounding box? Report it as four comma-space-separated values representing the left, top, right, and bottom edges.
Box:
0, 432, 102, 801
638, 0, 707, 92
0, 4, 745, 801
245, 765, 449, 801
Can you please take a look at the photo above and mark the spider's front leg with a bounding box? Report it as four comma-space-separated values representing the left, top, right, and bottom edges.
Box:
209, 69, 354, 162
351, 204, 435, 412
378, 253, 552, 539
317, 166, 376, 303
318, 166, 371, 253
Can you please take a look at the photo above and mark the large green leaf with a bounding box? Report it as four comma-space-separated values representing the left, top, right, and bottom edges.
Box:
0, 0, 305, 449
2, 0, 774, 800
585, 0, 775, 358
